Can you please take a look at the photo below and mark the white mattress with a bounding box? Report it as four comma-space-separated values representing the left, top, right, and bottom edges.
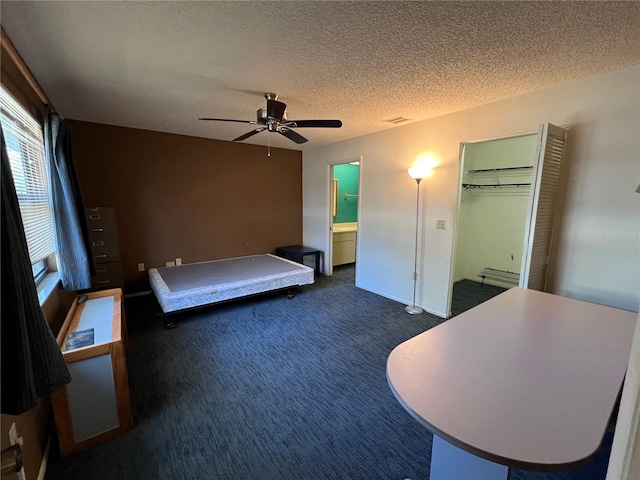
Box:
149, 254, 314, 313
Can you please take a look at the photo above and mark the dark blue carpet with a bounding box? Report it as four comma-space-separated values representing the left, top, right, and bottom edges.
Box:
451, 279, 507, 317
44, 266, 614, 479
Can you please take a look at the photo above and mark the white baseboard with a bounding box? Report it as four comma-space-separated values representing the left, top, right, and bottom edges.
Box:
356, 284, 448, 319
422, 305, 448, 319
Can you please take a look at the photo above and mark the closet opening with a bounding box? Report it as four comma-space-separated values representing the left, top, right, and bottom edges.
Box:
448, 123, 568, 316
449, 133, 537, 316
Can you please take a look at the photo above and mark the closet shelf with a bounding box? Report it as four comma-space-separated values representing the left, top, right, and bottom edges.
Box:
463, 183, 531, 189
467, 166, 533, 174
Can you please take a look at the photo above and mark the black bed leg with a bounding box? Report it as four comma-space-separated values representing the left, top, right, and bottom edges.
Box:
158, 311, 176, 330
287, 288, 294, 299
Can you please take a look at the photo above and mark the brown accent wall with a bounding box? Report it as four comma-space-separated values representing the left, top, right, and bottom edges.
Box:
69, 120, 304, 292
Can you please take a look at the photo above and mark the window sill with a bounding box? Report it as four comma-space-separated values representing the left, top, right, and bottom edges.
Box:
37, 272, 60, 307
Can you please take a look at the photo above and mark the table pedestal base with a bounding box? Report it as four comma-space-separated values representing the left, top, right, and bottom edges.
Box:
430, 435, 509, 480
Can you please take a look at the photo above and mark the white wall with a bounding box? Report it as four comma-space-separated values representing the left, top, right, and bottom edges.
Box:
456, 193, 530, 284
607, 311, 640, 480
303, 65, 640, 316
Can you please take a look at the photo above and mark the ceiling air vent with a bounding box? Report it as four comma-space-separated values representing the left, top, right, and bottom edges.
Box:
383, 116, 411, 124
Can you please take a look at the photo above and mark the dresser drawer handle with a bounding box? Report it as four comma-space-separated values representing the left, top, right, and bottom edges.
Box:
89, 214, 101, 220
97, 267, 107, 273
95, 254, 107, 259
95, 280, 110, 285
92, 241, 104, 247
91, 228, 104, 232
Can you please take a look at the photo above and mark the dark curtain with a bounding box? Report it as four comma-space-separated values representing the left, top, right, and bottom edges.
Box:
1, 127, 71, 415
44, 110, 95, 290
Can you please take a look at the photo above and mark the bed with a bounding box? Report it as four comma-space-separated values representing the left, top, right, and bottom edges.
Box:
149, 253, 315, 328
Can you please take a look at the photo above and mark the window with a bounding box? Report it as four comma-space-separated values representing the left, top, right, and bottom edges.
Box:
1, 85, 56, 283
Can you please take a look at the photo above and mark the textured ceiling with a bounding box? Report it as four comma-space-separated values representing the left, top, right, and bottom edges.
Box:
1, 1, 639, 151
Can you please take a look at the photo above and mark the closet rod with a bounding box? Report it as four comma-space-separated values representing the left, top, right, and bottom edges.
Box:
467, 166, 533, 174
463, 183, 531, 189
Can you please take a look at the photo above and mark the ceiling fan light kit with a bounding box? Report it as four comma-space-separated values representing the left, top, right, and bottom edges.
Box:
200, 93, 342, 145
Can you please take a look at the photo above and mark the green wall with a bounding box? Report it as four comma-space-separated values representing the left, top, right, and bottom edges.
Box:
334, 164, 359, 223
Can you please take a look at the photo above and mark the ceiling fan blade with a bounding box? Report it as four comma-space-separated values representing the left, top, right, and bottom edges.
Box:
199, 118, 256, 124
286, 120, 342, 128
267, 99, 287, 120
233, 128, 266, 142
279, 129, 308, 144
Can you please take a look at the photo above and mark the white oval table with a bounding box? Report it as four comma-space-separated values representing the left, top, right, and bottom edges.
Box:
387, 288, 637, 480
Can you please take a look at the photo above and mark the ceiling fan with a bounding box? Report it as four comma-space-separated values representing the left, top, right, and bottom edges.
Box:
199, 93, 342, 144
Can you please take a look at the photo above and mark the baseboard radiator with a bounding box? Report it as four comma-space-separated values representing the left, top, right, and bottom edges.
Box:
478, 268, 520, 287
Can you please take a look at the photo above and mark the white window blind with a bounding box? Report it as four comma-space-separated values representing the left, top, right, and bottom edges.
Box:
1, 86, 55, 265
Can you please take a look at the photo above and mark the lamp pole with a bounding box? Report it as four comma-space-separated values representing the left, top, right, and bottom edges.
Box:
406, 174, 424, 315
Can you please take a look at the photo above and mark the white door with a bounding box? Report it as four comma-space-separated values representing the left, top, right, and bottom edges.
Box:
519, 123, 568, 291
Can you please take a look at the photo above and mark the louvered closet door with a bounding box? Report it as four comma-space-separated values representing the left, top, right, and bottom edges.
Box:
519, 123, 568, 291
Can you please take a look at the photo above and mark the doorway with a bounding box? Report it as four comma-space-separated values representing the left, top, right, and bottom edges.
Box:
450, 133, 537, 315
328, 158, 361, 279
448, 123, 568, 317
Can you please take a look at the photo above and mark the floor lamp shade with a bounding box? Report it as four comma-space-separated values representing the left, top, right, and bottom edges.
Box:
408, 165, 431, 181
406, 169, 424, 315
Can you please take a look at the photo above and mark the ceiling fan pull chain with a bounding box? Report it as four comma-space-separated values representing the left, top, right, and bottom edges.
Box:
267, 134, 271, 157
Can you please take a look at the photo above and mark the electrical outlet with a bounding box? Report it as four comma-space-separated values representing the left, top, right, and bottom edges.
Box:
137, 263, 145, 272
165, 261, 175, 267
176, 257, 182, 266
436, 219, 447, 230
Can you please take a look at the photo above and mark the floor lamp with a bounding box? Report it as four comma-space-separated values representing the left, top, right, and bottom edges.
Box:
405, 166, 428, 314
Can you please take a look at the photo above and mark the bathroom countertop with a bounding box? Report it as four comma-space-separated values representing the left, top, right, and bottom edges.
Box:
333, 222, 357, 233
